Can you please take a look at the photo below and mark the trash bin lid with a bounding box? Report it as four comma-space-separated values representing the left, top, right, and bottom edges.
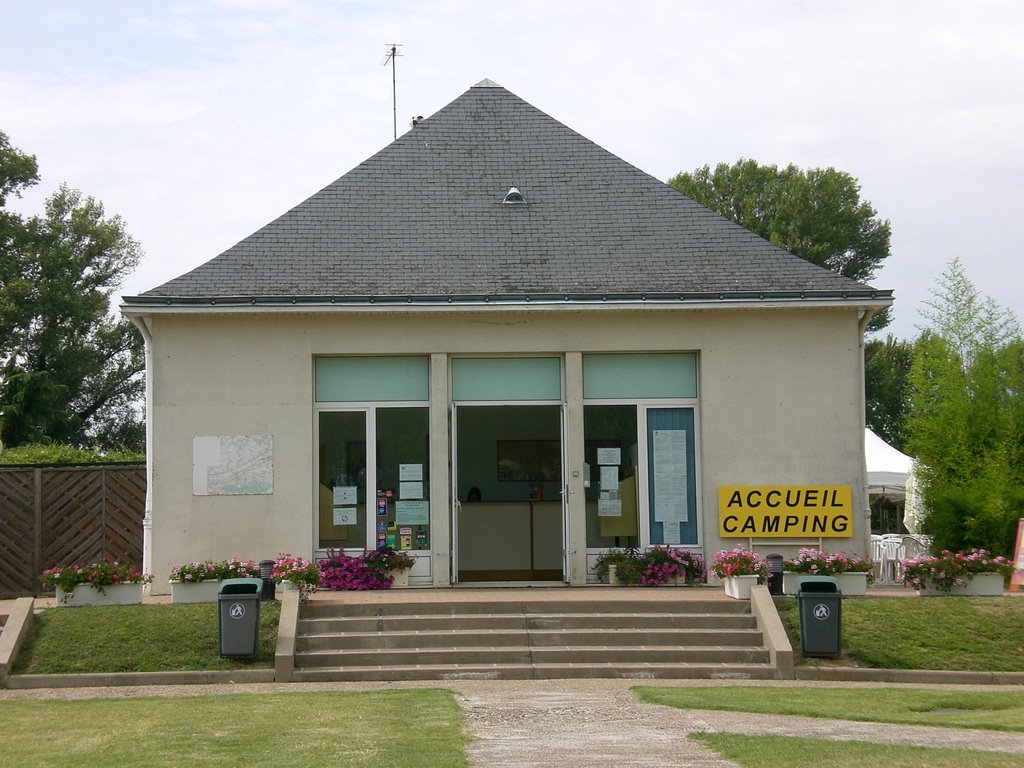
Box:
218, 577, 264, 596
796, 575, 840, 594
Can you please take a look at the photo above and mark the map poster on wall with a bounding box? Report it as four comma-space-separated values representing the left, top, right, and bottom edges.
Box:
653, 429, 687, 523
193, 435, 273, 496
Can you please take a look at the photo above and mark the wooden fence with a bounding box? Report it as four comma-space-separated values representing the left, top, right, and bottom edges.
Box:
0, 464, 146, 597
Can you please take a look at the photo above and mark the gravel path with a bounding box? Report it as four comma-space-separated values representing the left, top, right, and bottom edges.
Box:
453, 681, 1024, 766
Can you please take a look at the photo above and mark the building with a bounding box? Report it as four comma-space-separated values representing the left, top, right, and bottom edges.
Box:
121, 79, 892, 591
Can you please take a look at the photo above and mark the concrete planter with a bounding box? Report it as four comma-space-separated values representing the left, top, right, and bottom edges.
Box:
782, 572, 800, 595
723, 574, 759, 599
607, 563, 620, 585
917, 572, 1004, 596
170, 579, 222, 603
836, 572, 869, 596
56, 583, 144, 606
782, 571, 868, 596
389, 569, 410, 588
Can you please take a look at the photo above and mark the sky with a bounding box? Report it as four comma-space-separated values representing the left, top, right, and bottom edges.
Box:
2, 0, 1022, 341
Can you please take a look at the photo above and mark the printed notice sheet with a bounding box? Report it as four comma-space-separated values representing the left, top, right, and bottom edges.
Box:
653, 429, 688, 523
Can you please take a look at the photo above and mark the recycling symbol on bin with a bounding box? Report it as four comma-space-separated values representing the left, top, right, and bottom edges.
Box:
812, 603, 830, 621
229, 602, 246, 620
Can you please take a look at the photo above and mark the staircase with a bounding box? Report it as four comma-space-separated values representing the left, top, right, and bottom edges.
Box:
292, 593, 775, 681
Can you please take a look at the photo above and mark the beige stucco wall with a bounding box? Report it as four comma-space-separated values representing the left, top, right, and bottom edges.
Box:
139, 305, 869, 591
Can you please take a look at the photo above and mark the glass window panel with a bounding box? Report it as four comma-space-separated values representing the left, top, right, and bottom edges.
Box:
584, 405, 639, 548
647, 407, 697, 546
583, 353, 697, 399
315, 357, 429, 402
452, 357, 561, 401
318, 411, 367, 550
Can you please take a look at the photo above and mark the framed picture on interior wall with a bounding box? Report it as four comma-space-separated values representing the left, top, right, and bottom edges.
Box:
497, 440, 562, 482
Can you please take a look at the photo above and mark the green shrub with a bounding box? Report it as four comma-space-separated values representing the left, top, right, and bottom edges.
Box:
924, 477, 1024, 557
0, 443, 144, 466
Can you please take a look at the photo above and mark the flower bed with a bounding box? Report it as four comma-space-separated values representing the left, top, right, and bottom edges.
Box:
168, 558, 264, 603
711, 546, 767, 580
785, 548, 874, 578
901, 548, 1013, 594
711, 547, 767, 599
272, 553, 320, 599
638, 547, 705, 586
41, 558, 152, 605
593, 547, 705, 586
169, 558, 261, 583
782, 548, 874, 594
317, 547, 415, 591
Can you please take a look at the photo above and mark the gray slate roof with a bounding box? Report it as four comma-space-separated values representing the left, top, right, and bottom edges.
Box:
125, 80, 890, 308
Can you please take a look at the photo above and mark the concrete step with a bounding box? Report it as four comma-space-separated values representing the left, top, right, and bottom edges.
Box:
292, 594, 773, 681
292, 661, 777, 682
297, 627, 764, 652
294, 644, 770, 668
298, 611, 756, 634
300, 598, 750, 619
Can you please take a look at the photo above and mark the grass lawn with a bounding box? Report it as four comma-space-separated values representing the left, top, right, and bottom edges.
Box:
774, 595, 1024, 671
12, 602, 280, 673
11, 593, 1024, 676
0, 690, 470, 768
634, 686, 1024, 731
691, 733, 1024, 768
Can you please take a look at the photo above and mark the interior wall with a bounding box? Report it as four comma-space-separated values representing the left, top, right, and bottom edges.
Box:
455, 405, 561, 503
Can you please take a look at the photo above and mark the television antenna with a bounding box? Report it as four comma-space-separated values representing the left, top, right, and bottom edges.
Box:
382, 43, 403, 141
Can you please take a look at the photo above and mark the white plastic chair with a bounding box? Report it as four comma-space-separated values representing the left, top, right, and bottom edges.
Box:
879, 534, 904, 584
871, 535, 885, 580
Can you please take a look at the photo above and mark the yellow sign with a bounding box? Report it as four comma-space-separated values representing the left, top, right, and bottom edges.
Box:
719, 485, 853, 538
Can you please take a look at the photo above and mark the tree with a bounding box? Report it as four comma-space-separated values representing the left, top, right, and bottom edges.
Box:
864, 335, 913, 451
0, 130, 145, 451
905, 258, 1024, 555
669, 159, 892, 329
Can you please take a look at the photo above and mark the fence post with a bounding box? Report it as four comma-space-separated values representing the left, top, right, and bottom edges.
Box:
32, 469, 42, 596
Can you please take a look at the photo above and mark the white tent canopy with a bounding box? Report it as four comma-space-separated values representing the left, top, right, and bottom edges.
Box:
865, 428, 913, 494
865, 428, 927, 533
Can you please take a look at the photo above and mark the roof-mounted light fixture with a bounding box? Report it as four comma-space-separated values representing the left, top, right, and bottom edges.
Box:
502, 186, 526, 204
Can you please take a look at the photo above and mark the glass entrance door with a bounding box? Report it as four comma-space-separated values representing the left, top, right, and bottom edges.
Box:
453, 404, 564, 582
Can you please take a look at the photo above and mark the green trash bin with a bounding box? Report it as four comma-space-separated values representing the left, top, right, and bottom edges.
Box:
218, 578, 263, 658
796, 575, 841, 657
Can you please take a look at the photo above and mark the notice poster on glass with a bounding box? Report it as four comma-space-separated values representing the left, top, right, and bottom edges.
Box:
333, 486, 358, 505
332, 507, 357, 526
653, 429, 688, 523
597, 447, 621, 466
662, 520, 681, 544
396, 500, 429, 525
399, 481, 423, 500
599, 465, 619, 491
598, 493, 622, 517
399, 464, 423, 482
